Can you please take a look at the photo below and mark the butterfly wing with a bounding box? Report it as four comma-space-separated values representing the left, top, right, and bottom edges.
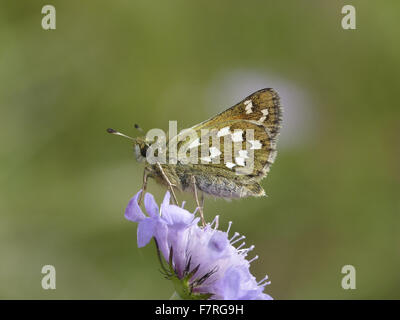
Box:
175, 88, 281, 176
194, 88, 282, 138
165, 88, 281, 198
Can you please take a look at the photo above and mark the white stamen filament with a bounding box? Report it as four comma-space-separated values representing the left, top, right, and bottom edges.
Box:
210, 215, 219, 230
248, 255, 259, 263
229, 232, 240, 242
236, 242, 246, 250
231, 235, 245, 245
257, 275, 271, 286
226, 221, 233, 235
239, 245, 255, 256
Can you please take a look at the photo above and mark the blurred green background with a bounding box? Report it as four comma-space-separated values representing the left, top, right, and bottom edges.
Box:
1, 0, 399, 299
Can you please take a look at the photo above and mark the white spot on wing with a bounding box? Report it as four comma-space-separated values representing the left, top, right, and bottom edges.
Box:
231, 130, 243, 142
217, 126, 231, 137
226, 162, 236, 169
188, 138, 203, 149
235, 157, 246, 166
249, 140, 262, 150
209, 146, 221, 158
258, 109, 269, 122
244, 99, 253, 114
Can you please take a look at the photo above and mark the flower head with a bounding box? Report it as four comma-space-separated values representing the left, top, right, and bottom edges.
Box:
125, 190, 272, 300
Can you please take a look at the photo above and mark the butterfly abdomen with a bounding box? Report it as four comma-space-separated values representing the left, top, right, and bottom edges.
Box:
195, 175, 265, 198
176, 165, 265, 199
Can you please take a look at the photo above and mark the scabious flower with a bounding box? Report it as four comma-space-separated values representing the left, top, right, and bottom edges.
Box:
125, 190, 272, 300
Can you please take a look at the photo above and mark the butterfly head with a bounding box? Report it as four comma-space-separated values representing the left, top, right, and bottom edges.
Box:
133, 137, 148, 162
107, 128, 148, 163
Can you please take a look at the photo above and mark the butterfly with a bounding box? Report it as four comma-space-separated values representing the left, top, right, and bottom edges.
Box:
108, 88, 282, 225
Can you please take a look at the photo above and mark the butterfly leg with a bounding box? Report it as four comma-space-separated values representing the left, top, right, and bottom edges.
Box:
200, 191, 205, 212
156, 162, 178, 205
191, 176, 206, 227
138, 168, 149, 206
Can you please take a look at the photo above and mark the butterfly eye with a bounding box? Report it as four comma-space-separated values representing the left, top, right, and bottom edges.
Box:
134, 144, 147, 162
140, 144, 148, 157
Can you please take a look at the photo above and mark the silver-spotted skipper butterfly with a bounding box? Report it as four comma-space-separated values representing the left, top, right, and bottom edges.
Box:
108, 88, 282, 225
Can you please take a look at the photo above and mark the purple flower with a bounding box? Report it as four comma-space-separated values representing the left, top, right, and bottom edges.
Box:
125, 190, 272, 300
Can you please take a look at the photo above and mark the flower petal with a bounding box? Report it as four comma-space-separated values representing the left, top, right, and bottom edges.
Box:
220, 267, 241, 299
137, 218, 156, 247
125, 190, 145, 222
159, 191, 172, 223
242, 290, 273, 300
163, 204, 194, 226
162, 191, 171, 207
144, 193, 159, 217
208, 231, 228, 254
154, 221, 169, 261
258, 293, 273, 300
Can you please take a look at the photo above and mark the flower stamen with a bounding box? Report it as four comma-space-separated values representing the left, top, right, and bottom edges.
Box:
226, 221, 233, 235
258, 275, 271, 287
229, 232, 240, 242
237, 242, 246, 250
210, 215, 219, 230
248, 255, 259, 263
231, 235, 246, 245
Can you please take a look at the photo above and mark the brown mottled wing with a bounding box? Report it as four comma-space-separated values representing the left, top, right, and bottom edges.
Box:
196, 88, 282, 138
181, 120, 276, 179
178, 88, 281, 179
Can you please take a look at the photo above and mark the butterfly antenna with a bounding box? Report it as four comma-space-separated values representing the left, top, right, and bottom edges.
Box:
107, 128, 136, 141
134, 123, 144, 132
